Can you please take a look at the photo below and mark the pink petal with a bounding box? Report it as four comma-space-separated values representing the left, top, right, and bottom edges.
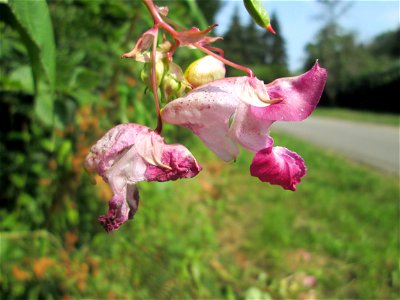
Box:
258, 62, 327, 121
162, 79, 242, 161
84, 124, 149, 176
145, 144, 201, 181
98, 185, 139, 233
228, 102, 274, 152
85, 123, 201, 232
162, 76, 275, 157
250, 146, 306, 191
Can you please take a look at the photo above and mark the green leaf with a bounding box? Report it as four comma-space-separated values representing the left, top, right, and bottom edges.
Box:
34, 81, 54, 125
1, 0, 56, 124
9, 65, 34, 94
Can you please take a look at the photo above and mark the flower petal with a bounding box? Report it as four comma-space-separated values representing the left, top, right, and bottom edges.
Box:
250, 146, 306, 191
163, 77, 277, 156
258, 62, 327, 121
145, 143, 201, 181
98, 185, 139, 233
228, 101, 274, 152
85, 123, 201, 232
84, 124, 149, 176
162, 79, 242, 161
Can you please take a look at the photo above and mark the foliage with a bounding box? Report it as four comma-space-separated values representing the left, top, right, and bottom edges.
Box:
303, 1, 400, 109
0, 0, 55, 125
0, 0, 215, 258
196, 0, 222, 25
0, 0, 211, 234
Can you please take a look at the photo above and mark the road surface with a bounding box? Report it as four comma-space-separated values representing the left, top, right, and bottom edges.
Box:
273, 117, 399, 175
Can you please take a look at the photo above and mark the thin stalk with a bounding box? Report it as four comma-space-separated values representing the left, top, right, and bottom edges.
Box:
142, 0, 254, 78
143, 0, 176, 36
150, 27, 162, 133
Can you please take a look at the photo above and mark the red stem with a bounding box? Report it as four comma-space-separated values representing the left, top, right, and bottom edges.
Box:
142, 0, 254, 77
143, 0, 176, 36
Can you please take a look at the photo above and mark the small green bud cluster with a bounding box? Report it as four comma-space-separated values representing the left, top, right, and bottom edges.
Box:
140, 60, 189, 102
140, 55, 226, 102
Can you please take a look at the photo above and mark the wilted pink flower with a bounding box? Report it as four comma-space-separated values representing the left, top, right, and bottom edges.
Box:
162, 62, 327, 191
85, 124, 201, 232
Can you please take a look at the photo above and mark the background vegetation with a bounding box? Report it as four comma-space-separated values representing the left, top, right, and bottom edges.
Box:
1, 0, 399, 299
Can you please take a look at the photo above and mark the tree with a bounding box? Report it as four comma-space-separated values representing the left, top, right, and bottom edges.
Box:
196, 0, 222, 24
303, 0, 353, 105
368, 28, 400, 59
222, 8, 289, 80
242, 21, 265, 64
304, 1, 399, 108
263, 12, 287, 67
221, 7, 246, 65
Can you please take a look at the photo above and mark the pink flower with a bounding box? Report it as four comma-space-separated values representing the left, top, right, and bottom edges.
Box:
162, 62, 327, 191
85, 124, 201, 232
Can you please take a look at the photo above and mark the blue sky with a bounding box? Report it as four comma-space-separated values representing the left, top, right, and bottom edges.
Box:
215, 0, 399, 72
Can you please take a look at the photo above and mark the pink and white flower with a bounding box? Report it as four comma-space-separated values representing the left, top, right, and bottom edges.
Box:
85, 124, 201, 232
162, 62, 327, 191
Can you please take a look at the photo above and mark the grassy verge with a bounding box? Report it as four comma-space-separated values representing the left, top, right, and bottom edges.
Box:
2, 134, 398, 299
107, 134, 398, 299
314, 107, 399, 126
208, 133, 399, 299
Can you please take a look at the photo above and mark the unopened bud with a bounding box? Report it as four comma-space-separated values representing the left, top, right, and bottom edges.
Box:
184, 55, 225, 88
243, 0, 275, 34
140, 61, 165, 88
161, 62, 188, 101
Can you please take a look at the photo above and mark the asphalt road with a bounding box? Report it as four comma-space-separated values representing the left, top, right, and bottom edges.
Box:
273, 117, 399, 175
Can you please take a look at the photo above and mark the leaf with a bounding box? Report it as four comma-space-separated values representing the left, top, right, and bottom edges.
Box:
34, 81, 54, 125
0, 65, 34, 94
1, 0, 56, 125
9, 65, 34, 94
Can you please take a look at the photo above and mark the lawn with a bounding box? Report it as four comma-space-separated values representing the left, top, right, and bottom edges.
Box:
1, 133, 398, 299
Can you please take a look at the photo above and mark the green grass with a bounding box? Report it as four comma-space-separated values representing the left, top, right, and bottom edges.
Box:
217, 133, 399, 299
2, 134, 398, 299
314, 107, 399, 126
118, 134, 398, 298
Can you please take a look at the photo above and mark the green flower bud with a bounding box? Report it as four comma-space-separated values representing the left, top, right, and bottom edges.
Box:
140, 61, 165, 88
184, 55, 226, 88
161, 62, 189, 101
243, 0, 275, 34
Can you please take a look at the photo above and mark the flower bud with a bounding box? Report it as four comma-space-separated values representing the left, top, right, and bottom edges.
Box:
161, 62, 189, 101
140, 61, 165, 88
243, 0, 275, 34
184, 55, 225, 88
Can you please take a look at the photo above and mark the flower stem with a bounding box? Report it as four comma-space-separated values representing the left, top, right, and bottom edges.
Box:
150, 27, 162, 134
142, 0, 254, 78
142, 0, 176, 36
